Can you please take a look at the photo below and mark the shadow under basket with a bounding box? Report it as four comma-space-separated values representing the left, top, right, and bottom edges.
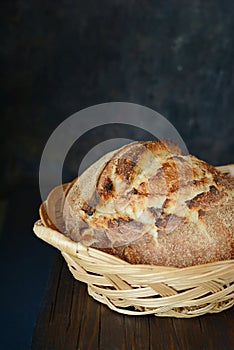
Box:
33, 164, 234, 318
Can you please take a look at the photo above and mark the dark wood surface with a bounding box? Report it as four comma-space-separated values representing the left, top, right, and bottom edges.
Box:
32, 253, 234, 350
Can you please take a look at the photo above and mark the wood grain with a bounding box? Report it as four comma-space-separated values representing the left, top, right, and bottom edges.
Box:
32, 253, 234, 350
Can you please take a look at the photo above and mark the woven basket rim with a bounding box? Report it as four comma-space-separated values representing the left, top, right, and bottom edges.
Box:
33, 220, 234, 318
33, 220, 234, 272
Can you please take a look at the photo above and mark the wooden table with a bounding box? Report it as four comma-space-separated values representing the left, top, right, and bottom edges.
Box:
32, 252, 234, 350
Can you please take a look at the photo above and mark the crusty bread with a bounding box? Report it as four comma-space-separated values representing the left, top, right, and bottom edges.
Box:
63, 140, 234, 267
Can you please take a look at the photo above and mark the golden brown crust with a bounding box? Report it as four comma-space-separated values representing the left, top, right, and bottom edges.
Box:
63, 140, 234, 267
108, 206, 233, 268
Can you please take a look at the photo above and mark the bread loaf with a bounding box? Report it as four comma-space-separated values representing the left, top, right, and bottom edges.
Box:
63, 140, 234, 267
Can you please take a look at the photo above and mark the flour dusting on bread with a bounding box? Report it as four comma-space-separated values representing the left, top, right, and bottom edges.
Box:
63, 140, 234, 267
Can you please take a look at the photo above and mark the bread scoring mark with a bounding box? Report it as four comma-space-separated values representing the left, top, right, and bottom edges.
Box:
81, 202, 95, 216
186, 185, 224, 209
148, 168, 167, 195
114, 143, 147, 181
171, 155, 187, 162
158, 139, 186, 155
105, 177, 113, 191
95, 145, 230, 239
108, 217, 133, 228
161, 161, 179, 192
127, 188, 139, 195
161, 156, 196, 192
137, 182, 149, 194
145, 140, 169, 154
155, 214, 185, 233
107, 217, 143, 237
97, 177, 114, 201
147, 207, 162, 219
96, 156, 115, 198
162, 198, 170, 210
144, 140, 184, 156
132, 188, 138, 194
115, 158, 137, 181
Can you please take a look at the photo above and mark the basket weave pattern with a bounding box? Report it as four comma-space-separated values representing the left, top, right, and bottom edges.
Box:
34, 222, 234, 318
33, 164, 234, 318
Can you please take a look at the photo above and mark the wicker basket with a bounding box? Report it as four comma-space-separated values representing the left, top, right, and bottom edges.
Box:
33, 164, 234, 318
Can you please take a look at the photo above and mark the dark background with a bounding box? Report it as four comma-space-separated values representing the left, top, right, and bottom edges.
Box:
1, 1, 234, 349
